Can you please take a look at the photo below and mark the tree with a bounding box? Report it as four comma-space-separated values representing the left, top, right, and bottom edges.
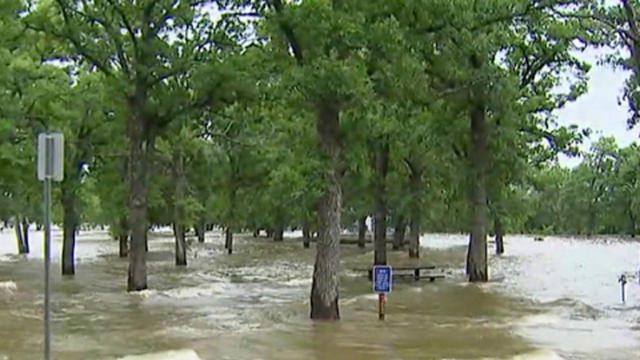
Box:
28, 0, 243, 290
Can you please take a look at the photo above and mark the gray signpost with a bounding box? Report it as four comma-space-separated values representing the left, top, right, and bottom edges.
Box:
37, 132, 64, 360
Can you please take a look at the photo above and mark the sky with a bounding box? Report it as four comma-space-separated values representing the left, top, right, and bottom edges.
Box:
554, 47, 639, 166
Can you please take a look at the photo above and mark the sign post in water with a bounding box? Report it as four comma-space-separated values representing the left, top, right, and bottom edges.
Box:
373, 265, 392, 320
37, 132, 64, 360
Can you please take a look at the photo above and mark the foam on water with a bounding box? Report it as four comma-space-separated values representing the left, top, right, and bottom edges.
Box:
129, 289, 157, 299
117, 349, 202, 360
0, 281, 17, 295
519, 314, 561, 326
510, 349, 564, 360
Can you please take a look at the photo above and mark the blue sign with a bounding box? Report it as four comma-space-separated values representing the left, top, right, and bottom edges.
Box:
373, 265, 392, 293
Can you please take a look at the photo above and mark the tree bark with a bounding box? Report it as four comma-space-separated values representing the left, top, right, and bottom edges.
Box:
14, 216, 27, 254
495, 216, 504, 255
392, 215, 406, 250
373, 141, 389, 266
357, 216, 366, 248
310, 104, 342, 320
21, 217, 30, 254
225, 227, 233, 255
126, 86, 150, 292
303, 223, 311, 248
466, 103, 489, 282
62, 188, 79, 275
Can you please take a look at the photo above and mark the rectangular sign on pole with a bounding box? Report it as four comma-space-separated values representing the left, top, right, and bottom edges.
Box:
373, 265, 392, 293
37, 132, 64, 182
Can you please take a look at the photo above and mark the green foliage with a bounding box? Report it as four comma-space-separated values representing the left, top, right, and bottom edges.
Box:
2, 0, 637, 242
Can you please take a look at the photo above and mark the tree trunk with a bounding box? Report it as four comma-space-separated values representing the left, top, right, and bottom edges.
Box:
303, 223, 311, 248
628, 202, 636, 238
225, 227, 233, 255
21, 217, 30, 254
126, 87, 149, 292
495, 216, 504, 255
392, 216, 406, 250
118, 216, 129, 258
14, 216, 26, 254
173, 151, 187, 266
587, 206, 596, 237
373, 141, 389, 266
173, 223, 187, 266
357, 216, 366, 248
408, 161, 422, 258
119, 233, 129, 258
62, 188, 78, 275
310, 104, 342, 320
274, 226, 284, 242
466, 103, 489, 282
409, 217, 420, 258
195, 218, 206, 243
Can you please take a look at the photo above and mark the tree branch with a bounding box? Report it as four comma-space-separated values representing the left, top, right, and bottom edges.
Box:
267, 0, 304, 65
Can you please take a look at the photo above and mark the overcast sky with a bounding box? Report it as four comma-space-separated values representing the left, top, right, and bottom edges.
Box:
553, 47, 638, 166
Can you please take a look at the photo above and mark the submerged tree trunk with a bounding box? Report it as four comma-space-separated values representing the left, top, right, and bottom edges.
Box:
407, 160, 422, 258
466, 103, 489, 282
127, 88, 150, 292
310, 104, 342, 320
373, 141, 389, 266
303, 223, 311, 248
20, 217, 30, 254
357, 216, 366, 248
14, 216, 27, 254
225, 227, 233, 255
62, 188, 79, 275
495, 216, 504, 255
392, 216, 406, 250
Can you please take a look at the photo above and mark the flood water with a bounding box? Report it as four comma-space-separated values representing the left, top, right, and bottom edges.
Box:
1, 228, 639, 359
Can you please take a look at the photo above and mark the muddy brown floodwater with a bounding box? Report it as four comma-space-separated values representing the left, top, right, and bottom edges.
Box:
1, 228, 639, 359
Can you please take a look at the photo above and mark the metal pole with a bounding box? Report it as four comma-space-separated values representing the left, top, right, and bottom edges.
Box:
619, 274, 627, 304
378, 293, 385, 320
43, 177, 51, 360
44, 137, 53, 360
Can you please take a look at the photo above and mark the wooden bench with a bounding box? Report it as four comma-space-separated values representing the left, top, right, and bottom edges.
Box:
353, 266, 444, 282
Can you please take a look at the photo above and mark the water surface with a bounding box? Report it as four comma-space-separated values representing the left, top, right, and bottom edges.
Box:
1, 228, 639, 359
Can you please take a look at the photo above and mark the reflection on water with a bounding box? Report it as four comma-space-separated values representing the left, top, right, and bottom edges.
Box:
1, 229, 639, 359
